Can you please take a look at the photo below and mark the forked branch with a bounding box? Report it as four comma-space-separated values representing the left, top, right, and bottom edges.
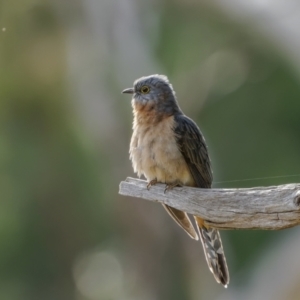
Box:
119, 177, 300, 230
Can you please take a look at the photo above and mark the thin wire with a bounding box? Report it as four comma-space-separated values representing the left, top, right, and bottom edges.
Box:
214, 173, 300, 185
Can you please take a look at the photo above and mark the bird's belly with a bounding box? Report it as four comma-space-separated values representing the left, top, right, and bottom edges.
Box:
130, 120, 194, 186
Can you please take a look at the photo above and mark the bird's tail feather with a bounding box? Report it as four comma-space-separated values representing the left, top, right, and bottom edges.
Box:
194, 216, 229, 287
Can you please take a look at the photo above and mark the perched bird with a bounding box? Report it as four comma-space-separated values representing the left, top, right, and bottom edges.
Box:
122, 74, 229, 287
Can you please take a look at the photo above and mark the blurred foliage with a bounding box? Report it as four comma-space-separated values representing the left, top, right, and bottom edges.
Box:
0, 1, 111, 299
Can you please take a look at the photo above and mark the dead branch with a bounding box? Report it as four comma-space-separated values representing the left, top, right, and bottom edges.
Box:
119, 177, 300, 230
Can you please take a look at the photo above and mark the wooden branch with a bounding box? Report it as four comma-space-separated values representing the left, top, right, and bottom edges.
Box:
119, 177, 300, 230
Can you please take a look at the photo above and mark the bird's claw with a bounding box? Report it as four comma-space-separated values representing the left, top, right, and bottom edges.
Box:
164, 182, 182, 194
147, 179, 157, 190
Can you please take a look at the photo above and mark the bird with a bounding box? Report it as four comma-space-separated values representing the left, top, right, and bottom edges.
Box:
122, 74, 229, 287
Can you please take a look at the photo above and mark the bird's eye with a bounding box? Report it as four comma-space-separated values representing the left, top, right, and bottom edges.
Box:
140, 86, 150, 94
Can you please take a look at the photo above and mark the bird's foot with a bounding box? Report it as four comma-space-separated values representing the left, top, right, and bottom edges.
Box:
164, 182, 182, 193
147, 179, 157, 190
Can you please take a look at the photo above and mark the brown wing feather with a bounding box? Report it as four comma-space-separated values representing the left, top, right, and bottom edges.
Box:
162, 204, 198, 240
174, 113, 213, 188
174, 113, 229, 287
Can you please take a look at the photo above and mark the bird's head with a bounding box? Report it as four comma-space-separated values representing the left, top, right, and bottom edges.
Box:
122, 74, 181, 116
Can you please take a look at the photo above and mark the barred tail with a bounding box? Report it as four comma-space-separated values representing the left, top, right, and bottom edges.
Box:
194, 217, 229, 287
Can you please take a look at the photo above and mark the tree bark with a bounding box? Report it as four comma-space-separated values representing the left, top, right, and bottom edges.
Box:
119, 177, 300, 230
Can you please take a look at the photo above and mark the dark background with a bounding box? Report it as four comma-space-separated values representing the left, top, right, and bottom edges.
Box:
1, 0, 300, 299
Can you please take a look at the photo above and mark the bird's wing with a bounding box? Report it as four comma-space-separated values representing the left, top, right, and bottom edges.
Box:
162, 204, 198, 240
174, 114, 230, 286
174, 114, 213, 188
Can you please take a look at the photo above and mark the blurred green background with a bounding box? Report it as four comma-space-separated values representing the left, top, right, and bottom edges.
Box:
1, 0, 300, 299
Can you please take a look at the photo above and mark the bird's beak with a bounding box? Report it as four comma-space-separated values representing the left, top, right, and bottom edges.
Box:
122, 87, 134, 94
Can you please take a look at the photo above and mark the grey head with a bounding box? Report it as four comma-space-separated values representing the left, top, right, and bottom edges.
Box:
122, 74, 181, 116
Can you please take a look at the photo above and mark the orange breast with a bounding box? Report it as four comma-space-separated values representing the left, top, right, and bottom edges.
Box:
130, 114, 195, 186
